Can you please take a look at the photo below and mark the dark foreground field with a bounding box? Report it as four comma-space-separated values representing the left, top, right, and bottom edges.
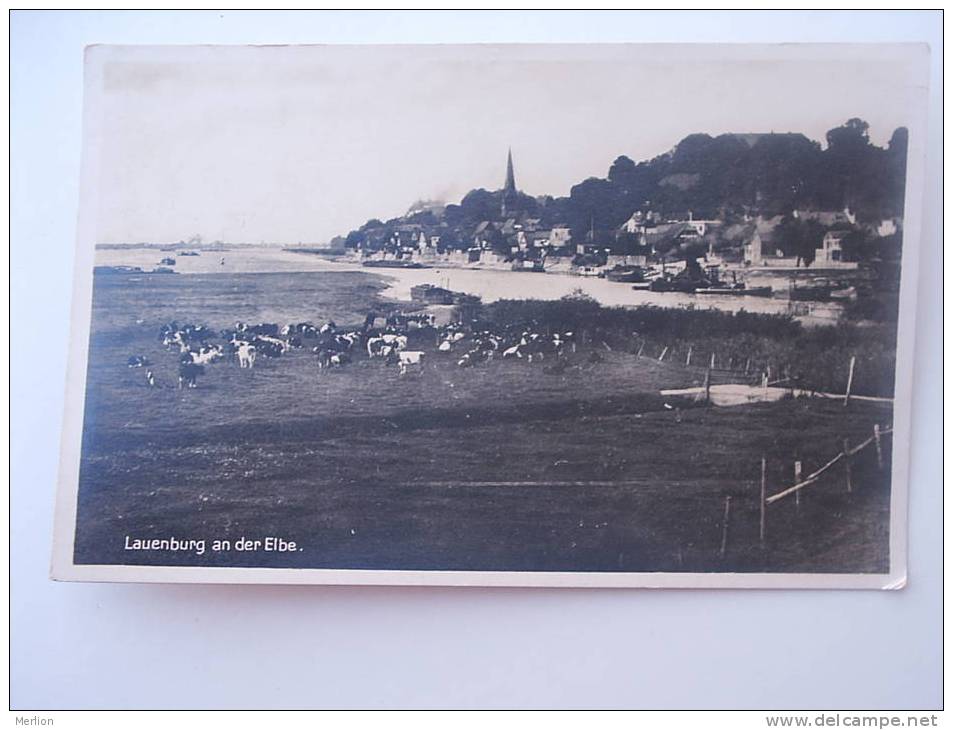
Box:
73, 271, 893, 573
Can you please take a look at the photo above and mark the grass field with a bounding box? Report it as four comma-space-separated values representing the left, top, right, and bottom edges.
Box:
73, 270, 894, 573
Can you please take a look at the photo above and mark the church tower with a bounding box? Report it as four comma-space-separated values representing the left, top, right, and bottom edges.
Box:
502, 148, 518, 217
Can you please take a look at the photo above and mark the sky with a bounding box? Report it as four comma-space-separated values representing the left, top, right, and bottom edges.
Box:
89, 43, 926, 245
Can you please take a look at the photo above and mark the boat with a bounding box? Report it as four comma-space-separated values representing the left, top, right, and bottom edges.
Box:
94, 265, 143, 275
789, 286, 833, 302
829, 286, 858, 301
158, 257, 176, 266
604, 264, 645, 283
649, 276, 699, 293
410, 284, 456, 305
178, 250, 200, 256
152, 267, 177, 274
696, 285, 773, 297
574, 266, 602, 277
631, 282, 652, 291
511, 260, 545, 272
362, 259, 428, 269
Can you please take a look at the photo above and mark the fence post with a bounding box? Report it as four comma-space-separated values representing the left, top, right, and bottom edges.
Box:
658, 346, 668, 362
704, 367, 712, 404
874, 424, 883, 469
686, 346, 692, 366
843, 438, 852, 493
745, 358, 751, 375
636, 342, 644, 359
710, 352, 716, 370
794, 459, 802, 511
844, 355, 856, 407
719, 495, 732, 559
759, 455, 767, 544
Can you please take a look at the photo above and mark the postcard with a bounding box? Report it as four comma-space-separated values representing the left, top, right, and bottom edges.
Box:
51, 43, 929, 587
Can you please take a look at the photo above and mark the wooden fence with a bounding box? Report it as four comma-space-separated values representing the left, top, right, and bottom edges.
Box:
708, 421, 894, 559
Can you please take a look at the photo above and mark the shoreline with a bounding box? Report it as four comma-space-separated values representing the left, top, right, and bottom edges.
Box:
94, 245, 846, 326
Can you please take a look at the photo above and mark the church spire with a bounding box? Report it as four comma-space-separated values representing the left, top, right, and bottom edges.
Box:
502, 148, 517, 217
504, 148, 517, 195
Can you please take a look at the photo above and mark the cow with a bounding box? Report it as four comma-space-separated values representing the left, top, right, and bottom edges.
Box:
178, 361, 204, 389
367, 336, 391, 358
255, 335, 289, 357
127, 355, 150, 368
457, 348, 489, 368
397, 350, 425, 376
281, 322, 317, 338
236, 322, 279, 337
189, 344, 224, 366
315, 348, 349, 370
381, 334, 409, 350
236, 342, 257, 369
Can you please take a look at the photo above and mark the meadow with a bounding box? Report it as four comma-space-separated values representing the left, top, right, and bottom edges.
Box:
73, 270, 894, 573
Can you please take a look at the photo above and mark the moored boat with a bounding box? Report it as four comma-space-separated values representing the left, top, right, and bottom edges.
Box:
604, 264, 645, 283
696, 285, 773, 297
362, 259, 428, 269
512, 260, 545, 272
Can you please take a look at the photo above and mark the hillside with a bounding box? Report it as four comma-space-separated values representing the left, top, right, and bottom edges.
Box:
341, 118, 908, 261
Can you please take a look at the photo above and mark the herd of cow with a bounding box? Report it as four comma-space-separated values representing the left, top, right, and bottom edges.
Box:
126, 314, 579, 389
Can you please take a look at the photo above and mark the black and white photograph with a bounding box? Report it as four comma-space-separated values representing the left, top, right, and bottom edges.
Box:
51, 42, 928, 587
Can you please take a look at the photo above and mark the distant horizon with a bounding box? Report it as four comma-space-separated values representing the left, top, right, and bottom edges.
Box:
89, 44, 923, 245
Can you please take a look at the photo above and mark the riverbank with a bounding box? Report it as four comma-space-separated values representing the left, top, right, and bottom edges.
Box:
95, 245, 848, 325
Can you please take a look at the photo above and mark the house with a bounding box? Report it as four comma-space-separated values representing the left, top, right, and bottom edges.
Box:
549, 227, 572, 249
744, 230, 800, 268
517, 229, 554, 250
793, 208, 857, 227
814, 231, 848, 266
877, 219, 899, 237
620, 211, 646, 234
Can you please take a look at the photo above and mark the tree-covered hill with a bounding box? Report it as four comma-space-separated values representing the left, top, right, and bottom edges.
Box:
342, 118, 908, 254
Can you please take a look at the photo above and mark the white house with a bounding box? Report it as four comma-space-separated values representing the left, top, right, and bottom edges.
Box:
877, 219, 899, 237
814, 231, 849, 266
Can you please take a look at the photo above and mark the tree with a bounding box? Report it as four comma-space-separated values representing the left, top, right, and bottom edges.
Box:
774, 216, 824, 267
607, 155, 636, 183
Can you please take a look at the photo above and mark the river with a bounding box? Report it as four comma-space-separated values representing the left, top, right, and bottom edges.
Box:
95, 246, 843, 325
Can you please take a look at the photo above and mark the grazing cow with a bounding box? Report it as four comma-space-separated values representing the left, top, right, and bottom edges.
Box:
367, 336, 396, 358
236, 342, 257, 369
255, 335, 288, 356
314, 347, 350, 370
397, 350, 425, 376
281, 322, 317, 338
237, 322, 279, 337
190, 344, 224, 366
178, 362, 204, 389
314, 348, 333, 370
457, 348, 489, 368
381, 334, 408, 350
